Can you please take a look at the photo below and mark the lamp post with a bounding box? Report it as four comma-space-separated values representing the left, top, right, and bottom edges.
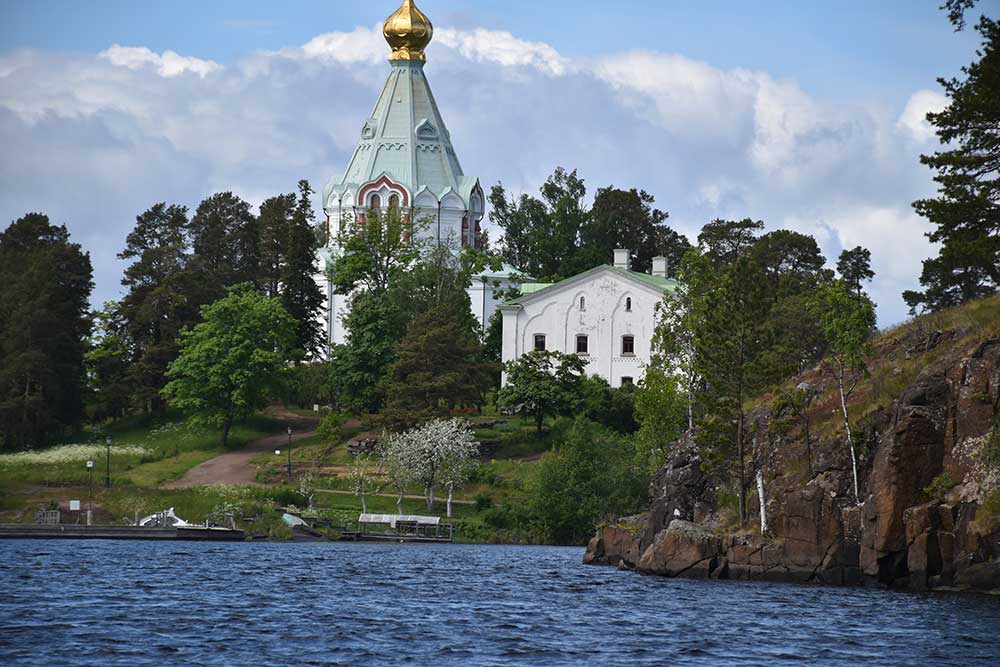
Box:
86, 460, 94, 525
286, 426, 293, 481
105, 435, 112, 489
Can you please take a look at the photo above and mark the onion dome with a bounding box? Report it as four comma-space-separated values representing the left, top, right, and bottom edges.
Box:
383, 0, 434, 62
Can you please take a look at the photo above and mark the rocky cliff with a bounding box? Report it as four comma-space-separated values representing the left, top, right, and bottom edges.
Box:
585, 304, 1000, 594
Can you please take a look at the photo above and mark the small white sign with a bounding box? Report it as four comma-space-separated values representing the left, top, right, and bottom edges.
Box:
70, 500, 80, 511
313, 404, 320, 412
275, 449, 281, 455
86, 460, 93, 469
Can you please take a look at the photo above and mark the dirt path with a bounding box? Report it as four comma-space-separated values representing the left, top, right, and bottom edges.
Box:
162, 408, 319, 489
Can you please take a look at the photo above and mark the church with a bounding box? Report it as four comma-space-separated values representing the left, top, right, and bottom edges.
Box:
317, 0, 520, 347
316, 0, 675, 387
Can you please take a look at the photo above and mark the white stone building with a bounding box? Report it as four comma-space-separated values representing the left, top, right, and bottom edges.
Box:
500, 250, 676, 388
315, 0, 521, 349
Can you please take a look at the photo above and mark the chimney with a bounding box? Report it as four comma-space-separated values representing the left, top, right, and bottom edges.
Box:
651, 256, 668, 278
613, 248, 630, 271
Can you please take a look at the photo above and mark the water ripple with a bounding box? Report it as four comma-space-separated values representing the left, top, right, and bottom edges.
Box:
1, 540, 999, 666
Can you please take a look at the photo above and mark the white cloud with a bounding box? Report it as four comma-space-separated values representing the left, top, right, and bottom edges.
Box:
98, 45, 221, 78
897, 89, 948, 141
0, 28, 941, 326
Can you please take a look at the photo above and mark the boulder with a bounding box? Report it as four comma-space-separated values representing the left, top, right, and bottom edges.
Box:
636, 520, 722, 578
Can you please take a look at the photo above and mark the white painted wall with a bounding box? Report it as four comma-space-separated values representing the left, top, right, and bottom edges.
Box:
501, 267, 665, 388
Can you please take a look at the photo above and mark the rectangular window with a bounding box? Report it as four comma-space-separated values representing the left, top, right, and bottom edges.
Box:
622, 335, 635, 356
534, 334, 546, 351
621, 377, 634, 386
576, 335, 589, 355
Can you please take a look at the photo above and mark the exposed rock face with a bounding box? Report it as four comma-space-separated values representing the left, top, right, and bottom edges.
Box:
584, 334, 1000, 595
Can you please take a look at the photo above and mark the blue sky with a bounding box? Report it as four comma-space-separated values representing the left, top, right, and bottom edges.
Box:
0, 0, 996, 325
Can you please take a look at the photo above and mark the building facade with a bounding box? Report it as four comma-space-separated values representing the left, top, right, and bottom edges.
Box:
500, 250, 676, 388
316, 0, 519, 348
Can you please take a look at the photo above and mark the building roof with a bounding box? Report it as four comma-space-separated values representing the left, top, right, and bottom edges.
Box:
502, 265, 677, 308
359, 513, 441, 526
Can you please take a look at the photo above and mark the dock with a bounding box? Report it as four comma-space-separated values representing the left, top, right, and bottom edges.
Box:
0, 523, 245, 542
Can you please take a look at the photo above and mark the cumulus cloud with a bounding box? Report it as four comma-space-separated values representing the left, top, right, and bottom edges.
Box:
897, 89, 948, 141
0, 26, 940, 326
99, 45, 221, 77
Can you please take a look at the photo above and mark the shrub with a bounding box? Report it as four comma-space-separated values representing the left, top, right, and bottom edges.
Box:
924, 473, 958, 502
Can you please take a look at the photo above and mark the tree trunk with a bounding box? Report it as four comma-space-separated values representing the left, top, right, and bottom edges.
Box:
425, 483, 435, 511
360, 494, 367, 514
536, 412, 544, 436
756, 469, 767, 534
737, 410, 746, 527
220, 416, 232, 449
837, 364, 860, 504
396, 490, 404, 514
446, 483, 454, 518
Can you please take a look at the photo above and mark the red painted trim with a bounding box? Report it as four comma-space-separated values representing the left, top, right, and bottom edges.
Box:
358, 175, 409, 207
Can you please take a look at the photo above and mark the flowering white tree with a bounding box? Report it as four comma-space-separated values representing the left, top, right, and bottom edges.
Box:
348, 453, 383, 514
379, 419, 479, 514
380, 431, 415, 514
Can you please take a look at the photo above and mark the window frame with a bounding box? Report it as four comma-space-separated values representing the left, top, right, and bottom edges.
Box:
621, 376, 634, 386
621, 334, 635, 356
533, 334, 547, 351
575, 334, 589, 355
625, 297, 632, 312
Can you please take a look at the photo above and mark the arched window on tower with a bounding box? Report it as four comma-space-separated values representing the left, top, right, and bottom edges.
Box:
625, 297, 632, 312
579, 296, 586, 311
370, 194, 381, 210
388, 194, 400, 210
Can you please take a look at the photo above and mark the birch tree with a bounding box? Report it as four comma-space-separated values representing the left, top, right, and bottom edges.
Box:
813, 281, 876, 504
381, 431, 416, 514
348, 453, 382, 514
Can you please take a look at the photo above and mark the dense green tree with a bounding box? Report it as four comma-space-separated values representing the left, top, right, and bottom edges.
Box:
907, 15, 1000, 312
117, 203, 199, 413
85, 301, 132, 422
634, 366, 688, 474
531, 418, 646, 545
812, 281, 877, 504
188, 192, 258, 295
752, 230, 828, 300
498, 350, 586, 434
489, 167, 586, 279
281, 180, 325, 357
330, 204, 426, 295
697, 218, 764, 269
580, 375, 638, 434
579, 187, 668, 273
383, 303, 493, 422
162, 285, 297, 448
257, 193, 295, 297
837, 246, 875, 298
0, 214, 93, 449
694, 256, 771, 526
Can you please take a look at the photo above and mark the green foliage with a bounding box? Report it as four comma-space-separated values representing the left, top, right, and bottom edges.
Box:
281, 180, 325, 357
188, 191, 258, 297
837, 246, 875, 297
317, 411, 348, 442
162, 286, 297, 447
530, 418, 646, 545
329, 205, 426, 295
907, 15, 1000, 312
0, 213, 94, 449
813, 281, 877, 374
924, 473, 958, 502
634, 367, 687, 474
580, 375, 639, 434
384, 303, 494, 422
498, 350, 587, 434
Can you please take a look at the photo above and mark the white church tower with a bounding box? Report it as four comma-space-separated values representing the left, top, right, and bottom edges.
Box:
318, 0, 514, 348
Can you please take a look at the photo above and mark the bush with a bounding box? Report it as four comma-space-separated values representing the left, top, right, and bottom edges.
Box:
924, 473, 958, 502
530, 417, 647, 545
474, 492, 494, 511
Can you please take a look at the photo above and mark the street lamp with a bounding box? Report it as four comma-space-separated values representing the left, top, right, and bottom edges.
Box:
286, 426, 293, 481
105, 435, 112, 489
86, 460, 94, 524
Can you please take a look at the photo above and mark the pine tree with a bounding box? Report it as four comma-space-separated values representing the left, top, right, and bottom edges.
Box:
907, 15, 1000, 312
257, 193, 295, 297
188, 192, 258, 295
837, 246, 875, 298
117, 203, 199, 413
0, 214, 93, 449
281, 180, 325, 358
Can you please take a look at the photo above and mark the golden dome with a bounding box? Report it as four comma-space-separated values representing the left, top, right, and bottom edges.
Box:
383, 0, 433, 62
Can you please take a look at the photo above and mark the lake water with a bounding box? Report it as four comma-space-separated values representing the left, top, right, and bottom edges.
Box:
1, 540, 999, 666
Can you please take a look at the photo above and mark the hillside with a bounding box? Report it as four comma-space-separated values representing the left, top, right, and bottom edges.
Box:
584, 294, 1000, 593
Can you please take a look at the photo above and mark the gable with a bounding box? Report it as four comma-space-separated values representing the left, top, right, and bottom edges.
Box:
503, 265, 674, 309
